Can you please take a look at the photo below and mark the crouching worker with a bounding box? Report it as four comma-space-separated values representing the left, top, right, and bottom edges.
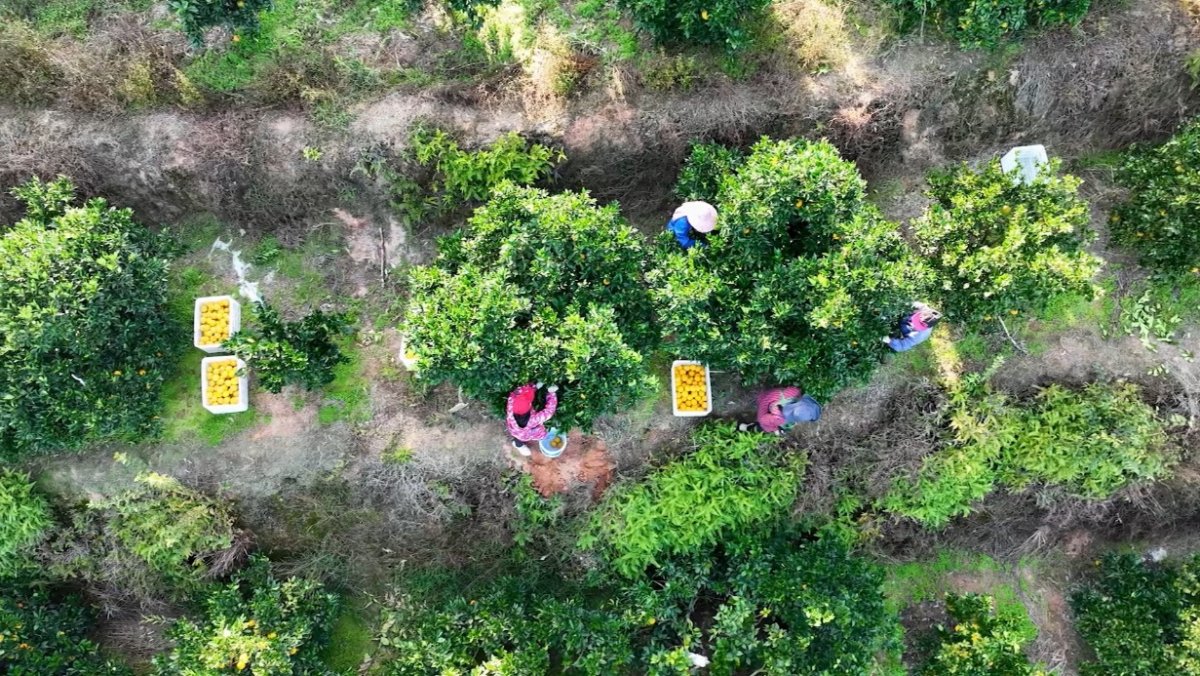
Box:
506, 382, 558, 456
666, 201, 718, 250
883, 302, 943, 352
738, 386, 822, 435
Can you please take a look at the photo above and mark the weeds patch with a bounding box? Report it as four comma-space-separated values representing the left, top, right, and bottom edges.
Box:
884, 549, 1034, 625
317, 343, 371, 426
320, 599, 374, 672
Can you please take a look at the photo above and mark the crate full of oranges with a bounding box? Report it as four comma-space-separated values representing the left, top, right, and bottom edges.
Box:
194, 295, 242, 353
201, 357, 248, 414
671, 360, 711, 417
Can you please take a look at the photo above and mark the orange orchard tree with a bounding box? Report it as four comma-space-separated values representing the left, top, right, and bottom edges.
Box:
403, 184, 659, 431
651, 138, 933, 399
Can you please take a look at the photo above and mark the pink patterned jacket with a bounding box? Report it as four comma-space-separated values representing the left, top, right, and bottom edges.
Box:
505, 386, 558, 442
756, 386, 802, 433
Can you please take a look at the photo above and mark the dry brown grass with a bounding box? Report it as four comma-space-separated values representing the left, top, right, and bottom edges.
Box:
771, 0, 854, 74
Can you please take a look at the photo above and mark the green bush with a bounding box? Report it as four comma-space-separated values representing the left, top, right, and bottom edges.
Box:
0, 471, 52, 579
619, 0, 771, 53
0, 585, 131, 675
154, 555, 338, 675
912, 158, 1100, 323
885, 378, 1174, 527
358, 127, 562, 224
579, 423, 801, 578
413, 128, 560, 206
224, 302, 354, 393
674, 141, 744, 202
41, 473, 240, 604
0, 177, 179, 458
920, 593, 1043, 675
888, 0, 1091, 49
168, 0, 274, 47
999, 382, 1174, 496
404, 184, 659, 430
377, 528, 896, 675
1072, 553, 1200, 676
1111, 119, 1200, 271
651, 138, 932, 398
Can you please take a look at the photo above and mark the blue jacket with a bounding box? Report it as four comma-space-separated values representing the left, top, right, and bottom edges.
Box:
781, 394, 822, 425
667, 216, 705, 250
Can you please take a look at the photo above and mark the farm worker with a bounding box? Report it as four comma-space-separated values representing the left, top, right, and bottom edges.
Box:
738, 386, 822, 435
666, 201, 718, 250
506, 382, 559, 457
882, 302, 943, 353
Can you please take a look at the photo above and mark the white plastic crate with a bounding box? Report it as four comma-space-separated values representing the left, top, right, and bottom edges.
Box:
670, 360, 712, 417
193, 295, 241, 353
1001, 145, 1049, 186
200, 356, 249, 414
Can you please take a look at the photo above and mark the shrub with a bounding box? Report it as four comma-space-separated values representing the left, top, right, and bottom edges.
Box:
377, 572, 637, 674
0, 471, 52, 579
619, 0, 771, 53
41, 473, 242, 605
224, 302, 354, 393
358, 128, 562, 224
881, 372, 1006, 528
168, 0, 274, 47
1072, 553, 1200, 676
1111, 119, 1200, 271
912, 158, 1100, 322
673, 142, 744, 202
404, 184, 659, 430
888, 0, 1091, 50
378, 528, 896, 675
154, 555, 338, 675
885, 377, 1174, 527
651, 138, 933, 398
0, 177, 179, 458
998, 382, 1174, 497
579, 423, 801, 578
920, 594, 1043, 675
0, 585, 131, 675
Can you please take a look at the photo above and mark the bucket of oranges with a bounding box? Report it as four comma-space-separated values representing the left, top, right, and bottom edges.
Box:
201, 356, 249, 414
194, 295, 241, 353
671, 360, 712, 417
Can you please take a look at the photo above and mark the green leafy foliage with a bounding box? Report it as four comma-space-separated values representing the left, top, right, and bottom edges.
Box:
154, 555, 338, 675
651, 138, 933, 398
888, 0, 1091, 49
509, 473, 563, 559
0, 585, 131, 675
1111, 118, 1200, 271
997, 382, 1174, 496
580, 423, 800, 578
0, 471, 52, 579
404, 184, 659, 430
39, 473, 240, 604
619, 0, 771, 53
886, 376, 1174, 527
168, 0, 274, 47
673, 142, 744, 202
0, 176, 179, 458
357, 128, 562, 224
920, 593, 1043, 675
1072, 553, 1200, 676
912, 158, 1101, 322
377, 528, 896, 675
224, 302, 354, 393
